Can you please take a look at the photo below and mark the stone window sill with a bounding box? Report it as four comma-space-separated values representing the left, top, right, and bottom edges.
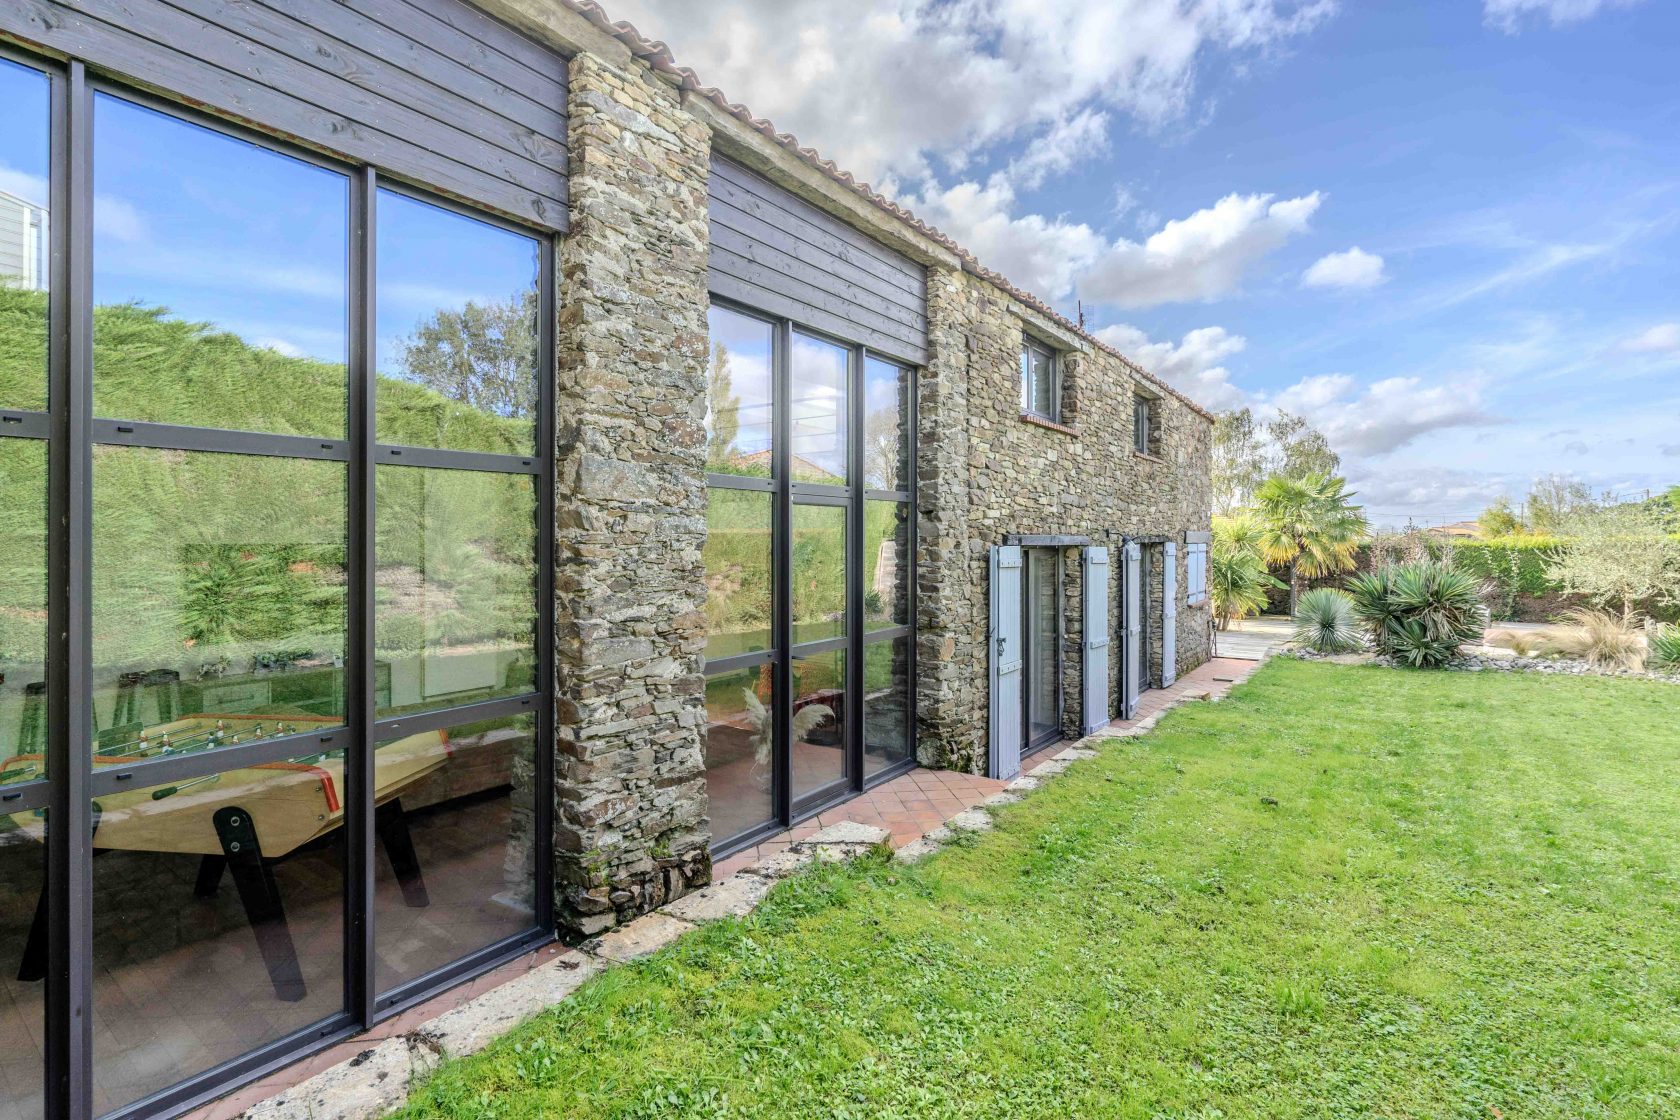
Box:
1133, 448, 1165, 464
1019, 411, 1080, 437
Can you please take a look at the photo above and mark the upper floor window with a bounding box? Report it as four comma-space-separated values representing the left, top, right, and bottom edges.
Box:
1133, 392, 1156, 455
1020, 335, 1059, 420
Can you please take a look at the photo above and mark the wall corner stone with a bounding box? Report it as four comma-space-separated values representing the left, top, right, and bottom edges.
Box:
553, 49, 713, 937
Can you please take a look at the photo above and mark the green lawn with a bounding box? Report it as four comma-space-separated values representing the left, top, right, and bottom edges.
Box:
398, 660, 1680, 1119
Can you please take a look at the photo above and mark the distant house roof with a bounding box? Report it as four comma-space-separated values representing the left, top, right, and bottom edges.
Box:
558, 0, 1215, 423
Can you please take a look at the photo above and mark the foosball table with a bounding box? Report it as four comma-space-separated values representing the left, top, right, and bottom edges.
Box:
3, 712, 455, 1000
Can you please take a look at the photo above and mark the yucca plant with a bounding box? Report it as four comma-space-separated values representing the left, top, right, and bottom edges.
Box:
1210, 512, 1284, 630
1347, 560, 1485, 668
1292, 588, 1362, 654
1649, 624, 1680, 671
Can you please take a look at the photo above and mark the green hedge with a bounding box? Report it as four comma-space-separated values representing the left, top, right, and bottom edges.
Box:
1446, 536, 1562, 597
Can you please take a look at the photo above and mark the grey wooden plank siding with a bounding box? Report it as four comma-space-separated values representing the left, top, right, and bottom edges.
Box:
0, 0, 569, 230
709, 156, 928, 365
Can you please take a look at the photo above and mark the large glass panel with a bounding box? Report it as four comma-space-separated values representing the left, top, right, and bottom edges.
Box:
376, 467, 536, 718
702, 665, 775, 845
863, 500, 910, 633
373, 712, 537, 994
91, 448, 347, 760
862, 356, 908, 491
92, 93, 348, 434
1022, 341, 1055, 417
0, 441, 47, 785
790, 647, 846, 802
705, 306, 774, 477
0, 825, 44, 1120
789, 332, 847, 485
863, 637, 912, 778
375, 191, 538, 455
0, 57, 50, 413
91, 750, 347, 1113
703, 488, 772, 661
791, 503, 846, 645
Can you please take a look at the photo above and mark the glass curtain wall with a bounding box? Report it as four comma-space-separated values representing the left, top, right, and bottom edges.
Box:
701, 304, 914, 852
0, 55, 554, 1120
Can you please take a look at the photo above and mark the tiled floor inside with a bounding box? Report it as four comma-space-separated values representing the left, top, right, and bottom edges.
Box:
182, 654, 1263, 1119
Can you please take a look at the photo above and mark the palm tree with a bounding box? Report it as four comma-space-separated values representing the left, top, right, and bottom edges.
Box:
1254, 473, 1367, 616
1209, 512, 1283, 630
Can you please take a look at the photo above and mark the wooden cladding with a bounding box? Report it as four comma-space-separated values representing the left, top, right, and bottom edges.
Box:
708, 155, 928, 366
0, 0, 569, 229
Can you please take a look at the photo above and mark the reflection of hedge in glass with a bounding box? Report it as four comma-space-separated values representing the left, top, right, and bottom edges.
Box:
703, 489, 771, 657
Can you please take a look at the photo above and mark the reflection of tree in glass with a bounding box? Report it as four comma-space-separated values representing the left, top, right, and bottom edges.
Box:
863, 404, 899, 490
396, 291, 536, 420
180, 544, 339, 655
707, 340, 741, 469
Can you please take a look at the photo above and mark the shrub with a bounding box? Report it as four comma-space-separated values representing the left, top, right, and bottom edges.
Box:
1650, 624, 1680, 671
1292, 588, 1362, 654
1347, 561, 1485, 668
1540, 608, 1646, 671
1487, 628, 1544, 657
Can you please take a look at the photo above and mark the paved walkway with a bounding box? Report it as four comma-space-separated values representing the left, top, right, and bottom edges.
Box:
188, 653, 1266, 1120
1212, 615, 1293, 661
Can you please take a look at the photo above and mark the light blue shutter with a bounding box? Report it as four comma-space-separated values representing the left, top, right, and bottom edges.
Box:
1122, 541, 1141, 720
1162, 542, 1178, 687
1082, 546, 1111, 735
989, 545, 1024, 780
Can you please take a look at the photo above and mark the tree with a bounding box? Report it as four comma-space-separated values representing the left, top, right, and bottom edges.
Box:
1209, 512, 1284, 629
1212, 408, 1265, 515
1254, 473, 1367, 616
706, 340, 742, 468
396, 290, 537, 419
1477, 496, 1523, 538
1265, 410, 1341, 481
1526, 473, 1592, 534
1545, 500, 1680, 619
1211, 407, 1341, 514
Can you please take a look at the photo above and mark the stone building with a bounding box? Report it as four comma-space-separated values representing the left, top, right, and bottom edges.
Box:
0, 2, 1210, 1117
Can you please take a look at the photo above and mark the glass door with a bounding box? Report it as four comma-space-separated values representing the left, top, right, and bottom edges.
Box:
1024, 549, 1062, 751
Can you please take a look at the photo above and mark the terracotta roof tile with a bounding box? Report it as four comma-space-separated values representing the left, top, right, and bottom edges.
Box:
557, 0, 1214, 422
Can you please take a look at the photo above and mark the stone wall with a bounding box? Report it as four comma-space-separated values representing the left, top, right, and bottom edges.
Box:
551, 50, 713, 935
916, 268, 1214, 772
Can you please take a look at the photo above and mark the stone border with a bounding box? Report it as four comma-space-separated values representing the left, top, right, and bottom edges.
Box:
242, 720, 1231, 1120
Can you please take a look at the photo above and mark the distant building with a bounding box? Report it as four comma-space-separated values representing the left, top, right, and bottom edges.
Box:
0, 188, 48, 291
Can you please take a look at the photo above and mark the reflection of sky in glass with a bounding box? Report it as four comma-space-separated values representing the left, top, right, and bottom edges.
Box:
791, 332, 847, 483
92, 93, 348, 364
374, 189, 538, 381
706, 305, 773, 466
0, 59, 49, 280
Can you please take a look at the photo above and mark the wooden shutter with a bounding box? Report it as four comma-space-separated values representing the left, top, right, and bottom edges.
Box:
1121, 541, 1141, 720
988, 545, 1024, 780
1082, 546, 1111, 735
1162, 542, 1179, 687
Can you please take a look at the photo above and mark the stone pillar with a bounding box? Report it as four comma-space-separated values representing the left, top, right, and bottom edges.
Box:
553, 51, 712, 936
915, 266, 984, 773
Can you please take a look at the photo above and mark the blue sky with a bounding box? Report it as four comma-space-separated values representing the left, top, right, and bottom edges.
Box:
617, 0, 1679, 527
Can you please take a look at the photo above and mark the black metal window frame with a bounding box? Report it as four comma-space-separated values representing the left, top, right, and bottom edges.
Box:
704, 297, 918, 857
1020, 334, 1061, 423
1020, 546, 1066, 757
5, 49, 558, 1120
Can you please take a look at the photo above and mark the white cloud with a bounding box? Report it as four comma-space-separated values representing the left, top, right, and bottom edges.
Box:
905, 176, 1102, 302
1348, 466, 1513, 529
1484, 0, 1645, 33
1081, 191, 1323, 307
0, 166, 47, 210
1095, 322, 1250, 410
1006, 109, 1110, 192
611, 0, 1334, 184
1272, 373, 1498, 456
1301, 246, 1386, 289
1618, 322, 1680, 353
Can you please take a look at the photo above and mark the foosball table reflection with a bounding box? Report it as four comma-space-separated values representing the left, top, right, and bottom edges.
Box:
2, 712, 491, 1001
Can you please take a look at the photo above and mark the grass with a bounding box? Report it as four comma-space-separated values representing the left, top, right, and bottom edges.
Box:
395, 659, 1680, 1119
